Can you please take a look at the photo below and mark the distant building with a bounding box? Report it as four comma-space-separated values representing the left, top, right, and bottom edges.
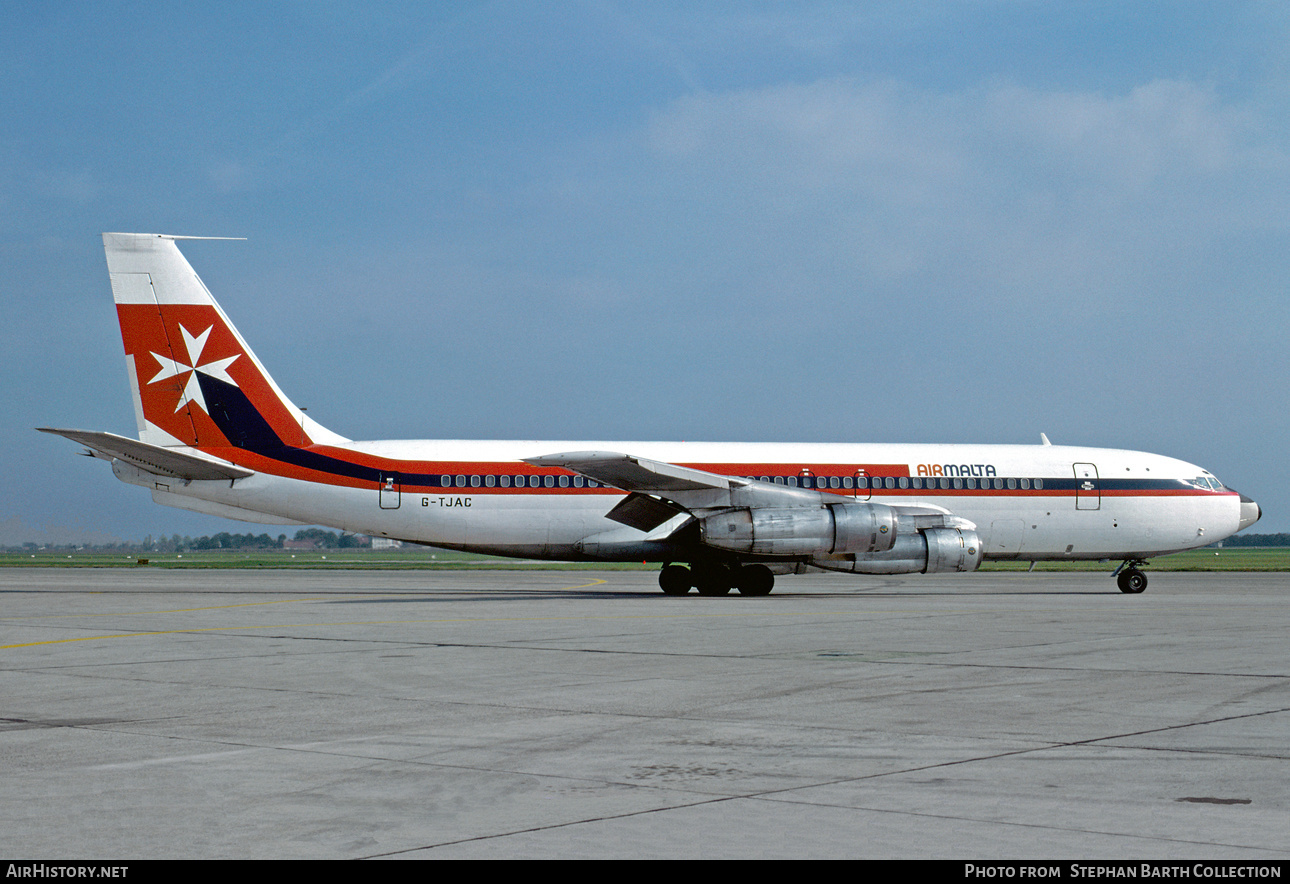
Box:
371, 537, 403, 550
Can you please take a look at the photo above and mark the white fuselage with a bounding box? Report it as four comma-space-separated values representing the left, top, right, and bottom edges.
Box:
121, 439, 1243, 563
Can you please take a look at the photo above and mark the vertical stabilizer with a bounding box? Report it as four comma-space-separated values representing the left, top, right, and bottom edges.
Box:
103, 233, 346, 453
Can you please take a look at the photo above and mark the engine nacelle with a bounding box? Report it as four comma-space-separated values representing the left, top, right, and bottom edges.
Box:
699, 502, 899, 557
810, 527, 983, 575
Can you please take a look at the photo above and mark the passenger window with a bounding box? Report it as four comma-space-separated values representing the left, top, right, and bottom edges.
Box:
842, 477, 853, 489
485, 475, 495, 487
544, 476, 555, 488
456, 475, 466, 487
559, 476, 569, 488
898, 477, 909, 489
470, 475, 481, 488
500, 475, 510, 488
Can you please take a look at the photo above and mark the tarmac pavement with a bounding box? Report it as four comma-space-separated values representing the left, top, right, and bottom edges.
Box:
1, 568, 1286, 859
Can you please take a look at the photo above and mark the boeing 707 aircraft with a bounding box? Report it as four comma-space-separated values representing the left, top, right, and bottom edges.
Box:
41, 233, 1261, 595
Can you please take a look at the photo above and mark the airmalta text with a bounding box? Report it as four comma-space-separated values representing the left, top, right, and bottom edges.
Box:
917, 464, 997, 477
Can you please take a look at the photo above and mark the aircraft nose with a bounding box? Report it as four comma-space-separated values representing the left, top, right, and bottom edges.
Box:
1237, 493, 1262, 532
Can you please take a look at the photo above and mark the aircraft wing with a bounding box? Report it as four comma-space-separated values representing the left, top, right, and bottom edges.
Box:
525, 450, 830, 532
38, 428, 254, 481
525, 451, 741, 493
525, 450, 978, 534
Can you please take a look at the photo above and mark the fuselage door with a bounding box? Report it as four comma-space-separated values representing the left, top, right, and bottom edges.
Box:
1073, 463, 1100, 510
854, 468, 871, 501
379, 473, 401, 509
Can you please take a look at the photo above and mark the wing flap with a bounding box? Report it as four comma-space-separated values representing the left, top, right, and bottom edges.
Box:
38, 428, 254, 481
603, 492, 689, 532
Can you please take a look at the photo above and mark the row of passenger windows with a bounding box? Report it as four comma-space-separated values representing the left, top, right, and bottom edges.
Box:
441, 474, 605, 488
433, 474, 1044, 491
846, 476, 1042, 491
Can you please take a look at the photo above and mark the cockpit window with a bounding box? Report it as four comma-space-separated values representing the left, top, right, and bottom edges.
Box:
1190, 477, 1223, 491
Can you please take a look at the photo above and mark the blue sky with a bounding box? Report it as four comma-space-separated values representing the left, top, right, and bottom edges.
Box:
3, 1, 1287, 543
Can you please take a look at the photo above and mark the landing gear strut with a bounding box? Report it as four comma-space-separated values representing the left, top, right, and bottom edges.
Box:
1114, 560, 1148, 594
657, 563, 776, 596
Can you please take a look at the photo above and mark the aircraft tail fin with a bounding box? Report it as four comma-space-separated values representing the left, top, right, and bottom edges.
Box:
103, 233, 346, 454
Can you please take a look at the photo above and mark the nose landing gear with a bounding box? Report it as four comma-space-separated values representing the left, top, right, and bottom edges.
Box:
1114, 560, 1149, 593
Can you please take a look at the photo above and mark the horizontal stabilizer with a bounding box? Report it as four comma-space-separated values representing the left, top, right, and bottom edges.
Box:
38, 428, 254, 481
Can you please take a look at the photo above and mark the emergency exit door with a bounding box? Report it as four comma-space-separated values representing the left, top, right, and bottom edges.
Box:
1073, 463, 1100, 510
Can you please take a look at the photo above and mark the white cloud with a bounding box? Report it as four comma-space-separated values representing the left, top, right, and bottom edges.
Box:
644, 77, 1286, 306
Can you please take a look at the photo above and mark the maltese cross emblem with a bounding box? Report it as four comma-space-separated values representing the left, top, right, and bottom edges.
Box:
147, 324, 240, 414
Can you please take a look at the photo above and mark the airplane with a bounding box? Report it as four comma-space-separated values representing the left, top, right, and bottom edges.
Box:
41, 233, 1261, 596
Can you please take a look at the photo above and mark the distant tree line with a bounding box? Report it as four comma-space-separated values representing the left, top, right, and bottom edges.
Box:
289, 528, 371, 548
1212, 533, 1290, 548
12, 529, 371, 552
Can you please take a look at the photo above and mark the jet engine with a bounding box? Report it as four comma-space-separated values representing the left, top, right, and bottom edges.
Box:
698, 502, 982, 575
698, 502, 899, 557
810, 527, 983, 575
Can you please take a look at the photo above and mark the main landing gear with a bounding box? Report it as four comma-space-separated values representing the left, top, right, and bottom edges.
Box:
1114, 560, 1149, 594
659, 563, 775, 596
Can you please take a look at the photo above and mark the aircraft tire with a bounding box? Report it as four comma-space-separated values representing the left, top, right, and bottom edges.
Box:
693, 565, 733, 596
736, 564, 775, 596
1117, 568, 1147, 594
659, 565, 692, 595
